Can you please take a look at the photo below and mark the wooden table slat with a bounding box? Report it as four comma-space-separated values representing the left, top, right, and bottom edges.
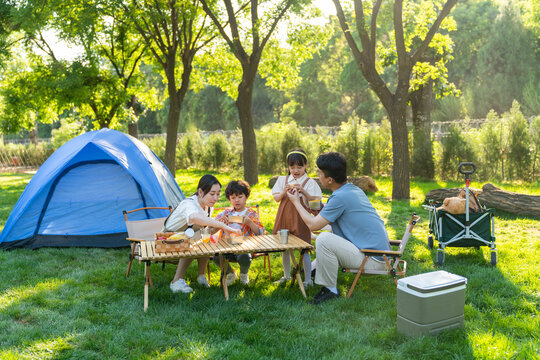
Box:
260, 234, 280, 251
254, 234, 275, 251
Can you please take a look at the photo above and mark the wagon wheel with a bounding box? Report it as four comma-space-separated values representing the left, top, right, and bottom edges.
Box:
490, 251, 497, 266
427, 236, 434, 249
437, 250, 445, 266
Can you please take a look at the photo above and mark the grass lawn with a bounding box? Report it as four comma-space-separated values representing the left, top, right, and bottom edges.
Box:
0, 169, 538, 359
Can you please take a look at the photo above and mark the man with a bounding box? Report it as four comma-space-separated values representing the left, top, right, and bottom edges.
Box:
286, 152, 390, 304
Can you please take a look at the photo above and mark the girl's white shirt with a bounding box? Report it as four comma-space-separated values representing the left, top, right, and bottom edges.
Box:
272, 173, 322, 205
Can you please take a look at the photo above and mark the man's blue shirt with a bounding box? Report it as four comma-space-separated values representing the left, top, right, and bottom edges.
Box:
320, 183, 390, 250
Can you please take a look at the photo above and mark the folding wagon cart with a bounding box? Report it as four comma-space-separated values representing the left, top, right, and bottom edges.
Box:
423, 163, 497, 266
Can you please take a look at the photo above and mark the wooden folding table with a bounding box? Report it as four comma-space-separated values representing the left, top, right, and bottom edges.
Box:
134, 234, 314, 311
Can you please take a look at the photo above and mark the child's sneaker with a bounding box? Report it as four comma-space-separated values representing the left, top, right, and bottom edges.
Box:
274, 276, 291, 285
170, 279, 193, 293
239, 273, 249, 285
303, 279, 314, 289
226, 272, 237, 286
197, 275, 210, 288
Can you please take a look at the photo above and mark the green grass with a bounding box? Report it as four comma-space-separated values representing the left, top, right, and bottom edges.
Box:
0, 169, 539, 359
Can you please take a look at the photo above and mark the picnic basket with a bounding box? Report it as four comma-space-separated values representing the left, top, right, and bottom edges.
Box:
155, 232, 192, 253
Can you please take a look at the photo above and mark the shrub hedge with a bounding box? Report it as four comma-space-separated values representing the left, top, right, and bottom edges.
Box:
2, 104, 538, 181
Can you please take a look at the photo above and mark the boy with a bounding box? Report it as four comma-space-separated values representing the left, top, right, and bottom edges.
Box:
214, 180, 265, 285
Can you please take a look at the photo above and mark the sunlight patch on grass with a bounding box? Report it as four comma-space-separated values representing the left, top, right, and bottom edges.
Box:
0, 334, 74, 360
0, 279, 66, 311
143, 339, 211, 360
470, 330, 519, 359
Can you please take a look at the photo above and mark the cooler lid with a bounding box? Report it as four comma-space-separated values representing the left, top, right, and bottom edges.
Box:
398, 270, 467, 293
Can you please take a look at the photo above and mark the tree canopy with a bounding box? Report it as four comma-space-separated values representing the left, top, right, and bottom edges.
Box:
0, 0, 538, 198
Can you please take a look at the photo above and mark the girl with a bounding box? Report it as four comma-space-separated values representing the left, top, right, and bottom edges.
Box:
165, 174, 240, 294
272, 149, 322, 287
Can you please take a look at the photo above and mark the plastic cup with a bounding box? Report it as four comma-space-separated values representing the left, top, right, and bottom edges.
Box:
309, 197, 322, 210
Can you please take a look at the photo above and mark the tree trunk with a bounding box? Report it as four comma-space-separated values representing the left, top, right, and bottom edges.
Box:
479, 183, 540, 217
127, 95, 139, 138
164, 62, 180, 174
411, 81, 434, 179
164, 89, 180, 174
236, 68, 259, 185
163, 57, 192, 175
387, 102, 410, 200
29, 120, 38, 146
128, 122, 138, 138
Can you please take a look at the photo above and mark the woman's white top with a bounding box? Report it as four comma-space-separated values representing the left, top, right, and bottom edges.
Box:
162, 194, 210, 232
272, 173, 322, 205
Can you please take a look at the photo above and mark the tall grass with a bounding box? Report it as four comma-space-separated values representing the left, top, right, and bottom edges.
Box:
0, 170, 538, 359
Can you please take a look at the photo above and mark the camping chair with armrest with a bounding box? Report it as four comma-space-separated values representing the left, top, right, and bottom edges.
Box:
124, 206, 213, 284
123, 206, 172, 278
342, 213, 420, 299
213, 204, 272, 280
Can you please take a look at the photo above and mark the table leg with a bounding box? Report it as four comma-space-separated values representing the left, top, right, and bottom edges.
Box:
289, 250, 306, 298
219, 254, 230, 301
148, 265, 154, 289
144, 261, 150, 312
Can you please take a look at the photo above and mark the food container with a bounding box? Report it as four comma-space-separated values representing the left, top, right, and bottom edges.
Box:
155, 232, 191, 253
309, 197, 322, 210
228, 215, 243, 224
230, 235, 244, 245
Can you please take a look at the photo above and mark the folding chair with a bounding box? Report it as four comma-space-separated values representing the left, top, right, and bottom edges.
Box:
342, 213, 420, 298
124, 206, 214, 283
213, 204, 272, 279
123, 206, 172, 277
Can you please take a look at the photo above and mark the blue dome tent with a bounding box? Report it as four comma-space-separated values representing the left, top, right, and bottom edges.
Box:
0, 128, 184, 249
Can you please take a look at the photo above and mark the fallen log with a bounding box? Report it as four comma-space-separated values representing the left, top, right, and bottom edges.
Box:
425, 183, 540, 217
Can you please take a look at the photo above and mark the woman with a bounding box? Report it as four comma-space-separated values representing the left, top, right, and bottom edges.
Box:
164, 174, 240, 294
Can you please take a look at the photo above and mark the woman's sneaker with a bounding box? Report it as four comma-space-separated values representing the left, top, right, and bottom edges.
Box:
197, 275, 210, 288
170, 279, 193, 293
239, 273, 249, 285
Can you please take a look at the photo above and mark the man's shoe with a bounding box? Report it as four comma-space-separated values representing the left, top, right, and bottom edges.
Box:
239, 273, 249, 285
309, 287, 340, 305
170, 279, 193, 293
197, 275, 210, 288
225, 272, 237, 286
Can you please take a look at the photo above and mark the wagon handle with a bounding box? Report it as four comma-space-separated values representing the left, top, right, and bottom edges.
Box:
458, 162, 476, 175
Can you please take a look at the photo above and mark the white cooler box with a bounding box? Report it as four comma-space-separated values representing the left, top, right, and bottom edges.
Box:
397, 270, 467, 337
